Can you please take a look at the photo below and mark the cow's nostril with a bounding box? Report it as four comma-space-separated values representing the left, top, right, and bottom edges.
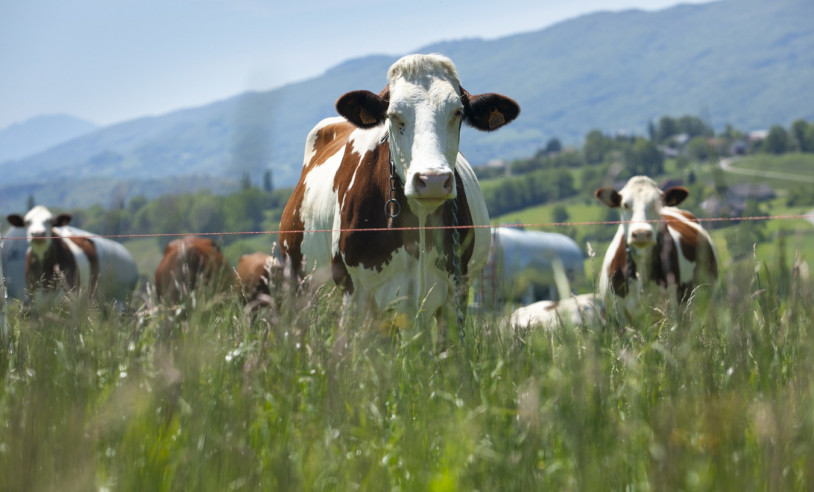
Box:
443, 175, 453, 193
414, 174, 427, 191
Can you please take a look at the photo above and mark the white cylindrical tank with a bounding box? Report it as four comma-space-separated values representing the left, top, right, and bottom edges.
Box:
476, 227, 585, 307
57, 226, 139, 302
1, 227, 28, 300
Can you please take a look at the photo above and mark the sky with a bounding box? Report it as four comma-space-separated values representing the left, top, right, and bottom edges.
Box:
0, 0, 714, 130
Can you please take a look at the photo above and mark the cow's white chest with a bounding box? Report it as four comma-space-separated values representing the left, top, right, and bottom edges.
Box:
343, 245, 452, 323
298, 152, 344, 274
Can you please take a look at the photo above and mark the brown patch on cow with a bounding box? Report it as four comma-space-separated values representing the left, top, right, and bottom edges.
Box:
675, 209, 700, 223
68, 236, 99, 294
664, 215, 719, 282
279, 121, 356, 275
331, 139, 476, 284
155, 236, 232, 302
26, 232, 80, 293
607, 236, 629, 298
544, 301, 558, 311
235, 252, 281, 304
307, 122, 355, 171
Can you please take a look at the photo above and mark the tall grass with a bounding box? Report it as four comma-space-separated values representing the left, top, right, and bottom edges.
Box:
1, 253, 814, 490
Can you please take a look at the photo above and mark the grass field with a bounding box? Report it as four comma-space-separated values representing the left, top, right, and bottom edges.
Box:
2, 239, 814, 490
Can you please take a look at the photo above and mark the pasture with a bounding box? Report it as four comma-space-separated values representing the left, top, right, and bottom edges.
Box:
2, 233, 814, 490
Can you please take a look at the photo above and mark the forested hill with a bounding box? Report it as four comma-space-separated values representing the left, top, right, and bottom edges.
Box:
1, 0, 813, 211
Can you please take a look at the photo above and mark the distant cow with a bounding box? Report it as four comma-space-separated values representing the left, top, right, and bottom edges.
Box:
235, 252, 283, 305
509, 293, 605, 331
154, 236, 232, 302
594, 176, 718, 320
279, 54, 519, 331
6, 206, 138, 301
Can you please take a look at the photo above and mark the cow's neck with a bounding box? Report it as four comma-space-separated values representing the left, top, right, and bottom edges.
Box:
627, 242, 655, 290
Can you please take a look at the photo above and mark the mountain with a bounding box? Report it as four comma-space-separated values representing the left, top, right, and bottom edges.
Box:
0, 114, 98, 163
1, 0, 812, 211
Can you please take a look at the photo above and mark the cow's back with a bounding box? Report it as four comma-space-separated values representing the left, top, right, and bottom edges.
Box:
155, 236, 231, 301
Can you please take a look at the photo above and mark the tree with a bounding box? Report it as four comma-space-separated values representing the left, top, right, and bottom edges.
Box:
686, 136, 712, 161
544, 137, 562, 154
263, 170, 274, 192
791, 119, 814, 152
764, 125, 790, 154
240, 172, 252, 190
583, 130, 609, 164
657, 116, 678, 143
551, 205, 569, 223
624, 138, 663, 176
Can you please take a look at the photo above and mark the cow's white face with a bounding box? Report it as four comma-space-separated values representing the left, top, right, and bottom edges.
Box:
6, 205, 72, 259
335, 54, 520, 214
386, 61, 464, 212
595, 176, 689, 251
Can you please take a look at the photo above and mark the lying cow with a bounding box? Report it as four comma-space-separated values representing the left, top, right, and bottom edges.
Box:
594, 176, 718, 320
235, 252, 283, 305
509, 293, 605, 331
154, 235, 232, 303
279, 53, 519, 333
6, 205, 138, 302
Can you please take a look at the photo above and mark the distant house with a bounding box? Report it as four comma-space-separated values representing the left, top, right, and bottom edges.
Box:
748, 129, 769, 142
731, 140, 749, 155
728, 183, 776, 202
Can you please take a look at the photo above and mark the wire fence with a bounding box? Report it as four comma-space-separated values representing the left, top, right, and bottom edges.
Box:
2, 213, 813, 242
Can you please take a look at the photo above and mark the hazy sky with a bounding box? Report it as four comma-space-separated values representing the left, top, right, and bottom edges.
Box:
0, 0, 713, 130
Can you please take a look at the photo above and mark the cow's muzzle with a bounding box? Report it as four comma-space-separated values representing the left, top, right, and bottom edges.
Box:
411, 171, 454, 200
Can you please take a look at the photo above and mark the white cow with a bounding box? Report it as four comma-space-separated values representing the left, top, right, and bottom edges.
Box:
594, 176, 718, 320
279, 54, 520, 331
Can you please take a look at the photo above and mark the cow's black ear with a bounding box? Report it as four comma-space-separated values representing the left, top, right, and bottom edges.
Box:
663, 187, 689, 207
53, 214, 72, 227
595, 188, 621, 208
336, 88, 389, 128
7, 214, 24, 227
461, 87, 520, 131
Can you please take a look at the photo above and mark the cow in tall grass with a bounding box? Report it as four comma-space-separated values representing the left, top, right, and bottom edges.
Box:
6, 205, 137, 302
594, 176, 718, 320
279, 54, 519, 331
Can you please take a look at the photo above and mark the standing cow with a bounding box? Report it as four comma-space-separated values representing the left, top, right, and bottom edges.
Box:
594, 176, 718, 320
279, 54, 519, 331
6, 205, 138, 302
154, 235, 232, 303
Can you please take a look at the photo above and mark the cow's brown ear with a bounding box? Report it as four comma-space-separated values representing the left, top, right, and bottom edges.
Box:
460, 87, 520, 131
6, 214, 24, 227
595, 188, 622, 208
336, 88, 389, 128
663, 187, 689, 207
53, 214, 72, 227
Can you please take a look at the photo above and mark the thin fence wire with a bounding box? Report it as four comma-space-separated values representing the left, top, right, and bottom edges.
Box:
2, 213, 813, 242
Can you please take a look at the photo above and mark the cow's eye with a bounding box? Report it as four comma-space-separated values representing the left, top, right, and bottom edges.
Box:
622, 202, 632, 210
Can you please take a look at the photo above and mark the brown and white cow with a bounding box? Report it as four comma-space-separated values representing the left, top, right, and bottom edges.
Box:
154, 235, 232, 303
279, 54, 519, 330
6, 205, 138, 301
594, 176, 718, 320
235, 252, 283, 305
